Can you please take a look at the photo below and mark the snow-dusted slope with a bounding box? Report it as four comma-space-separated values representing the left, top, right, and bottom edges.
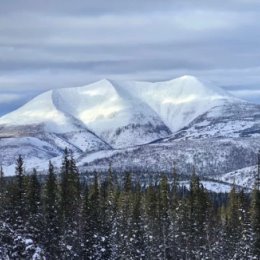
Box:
163, 101, 260, 141
217, 165, 257, 189
0, 91, 77, 133
0, 124, 110, 169
118, 75, 238, 132
79, 137, 260, 177
51, 79, 170, 147
0, 76, 236, 130
0, 75, 259, 183
0, 79, 173, 148
0, 75, 238, 148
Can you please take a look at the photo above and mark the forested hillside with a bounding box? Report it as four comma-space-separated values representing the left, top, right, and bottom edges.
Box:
0, 149, 260, 259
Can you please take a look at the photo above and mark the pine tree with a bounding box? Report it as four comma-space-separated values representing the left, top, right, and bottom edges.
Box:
129, 181, 145, 259
105, 167, 120, 260
60, 148, 70, 220
174, 195, 191, 259
11, 155, 28, 259
0, 165, 6, 217
171, 165, 179, 211
116, 172, 134, 258
98, 166, 119, 259
82, 184, 91, 259
59, 149, 81, 259
158, 174, 171, 259
44, 161, 61, 259
15, 155, 26, 220
26, 168, 45, 257
0, 166, 11, 258
235, 190, 255, 259
251, 186, 260, 258
82, 174, 102, 259
143, 184, 160, 259
188, 170, 209, 258
223, 185, 242, 258
168, 167, 180, 259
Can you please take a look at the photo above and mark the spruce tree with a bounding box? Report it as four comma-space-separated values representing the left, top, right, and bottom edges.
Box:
26, 168, 44, 256
251, 186, 260, 258
116, 172, 133, 258
188, 170, 209, 258
83, 174, 102, 259
44, 161, 61, 259
223, 185, 242, 258
235, 190, 255, 259
158, 175, 170, 259
27, 169, 42, 219
106, 167, 120, 259
0, 165, 5, 217
129, 181, 145, 259
143, 184, 160, 259
59, 149, 81, 259
11, 155, 28, 259
60, 148, 70, 220
0, 166, 11, 258
15, 155, 26, 220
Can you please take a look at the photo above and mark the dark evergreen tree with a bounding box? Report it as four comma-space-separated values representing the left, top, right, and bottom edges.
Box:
0, 166, 11, 258
224, 185, 241, 258
158, 175, 171, 259
44, 161, 61, 259
11, 155, 28, 259
188, 170, 209, 258
0, 165, 6, 217
105, 167, 120, 260
116, 172, 134, 258
25, 168, 45, 256
251, 186, 260, 258
235, 190, 255, 259
129, 181, 145, 259
60, 148, 70, 220
143, 184, 160, 259
59, 149, 81, 259
82, 174, 102, 259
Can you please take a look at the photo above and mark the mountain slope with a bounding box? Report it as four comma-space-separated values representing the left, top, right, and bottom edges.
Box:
0, 75, 259, 185
51, 79, 171, 148
78, 137, 260, 177
0, 76, 239, 148
162, 101, 260, 141
118, 75, 238, 132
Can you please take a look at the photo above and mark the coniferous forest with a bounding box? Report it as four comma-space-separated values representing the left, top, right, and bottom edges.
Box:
0, 149, 260, 259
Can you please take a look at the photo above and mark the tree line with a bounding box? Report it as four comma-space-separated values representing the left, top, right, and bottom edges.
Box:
0, 149, 260, 259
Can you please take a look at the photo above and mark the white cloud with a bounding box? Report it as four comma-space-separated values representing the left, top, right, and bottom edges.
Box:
0, 93, 21, 104
0, 8, 254, 47
0, 0, 260, 111
230, 89, 260, 98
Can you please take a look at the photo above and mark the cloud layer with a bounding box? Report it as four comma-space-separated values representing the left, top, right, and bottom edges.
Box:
0, 0, 260, 115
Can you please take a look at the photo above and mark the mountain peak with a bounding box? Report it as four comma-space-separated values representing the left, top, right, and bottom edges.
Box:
95, 78, 113, 85
0, 75, 241, 136
1, 76, 259, 177
166, 75, 202, 85
178, 74, 200, 81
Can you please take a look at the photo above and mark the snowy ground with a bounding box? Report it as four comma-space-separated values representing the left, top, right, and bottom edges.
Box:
180, 180, 233, 193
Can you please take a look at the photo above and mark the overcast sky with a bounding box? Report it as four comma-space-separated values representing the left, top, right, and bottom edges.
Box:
0, 0, 260, 115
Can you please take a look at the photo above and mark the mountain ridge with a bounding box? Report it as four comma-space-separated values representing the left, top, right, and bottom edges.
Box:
0, 75, 259, 185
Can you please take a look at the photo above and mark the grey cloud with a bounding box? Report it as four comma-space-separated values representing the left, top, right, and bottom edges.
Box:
0, 0, 260, 116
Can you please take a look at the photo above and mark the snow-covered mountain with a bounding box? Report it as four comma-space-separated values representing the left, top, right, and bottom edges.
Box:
0, 75, 260, 186
0, 79, 172, 149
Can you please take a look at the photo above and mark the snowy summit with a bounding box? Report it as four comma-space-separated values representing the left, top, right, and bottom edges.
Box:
0, 75, 259, 182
